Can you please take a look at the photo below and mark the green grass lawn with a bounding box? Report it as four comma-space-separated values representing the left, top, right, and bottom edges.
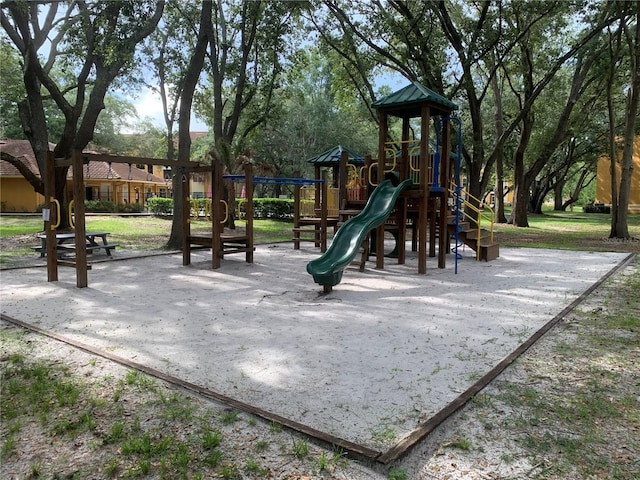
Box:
1, 210, 638, 269
492, 210, 640, 252
0, 215, 294, 243
0, 216, 43, 237
0, 214, 296, 267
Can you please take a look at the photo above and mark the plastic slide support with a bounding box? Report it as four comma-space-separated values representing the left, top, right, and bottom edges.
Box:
306, 177, 412, 291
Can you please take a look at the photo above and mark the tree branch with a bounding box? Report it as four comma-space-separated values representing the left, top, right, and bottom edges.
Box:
0, 152, 44, 194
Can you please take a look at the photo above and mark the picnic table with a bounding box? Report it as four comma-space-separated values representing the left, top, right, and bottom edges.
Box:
33, 232, 118, 257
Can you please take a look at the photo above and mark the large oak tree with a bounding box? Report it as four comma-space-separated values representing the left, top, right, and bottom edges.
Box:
1, 0, 164, 227
607, 1, 639, 239
313, 1, 620, 227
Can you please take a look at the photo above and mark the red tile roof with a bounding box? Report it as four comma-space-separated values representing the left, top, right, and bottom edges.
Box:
105, 163, 166, 182
0, 140, 54, 176
0, 140, 165, 182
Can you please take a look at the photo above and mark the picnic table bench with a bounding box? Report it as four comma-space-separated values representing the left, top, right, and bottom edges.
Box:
32, 232, 119, 258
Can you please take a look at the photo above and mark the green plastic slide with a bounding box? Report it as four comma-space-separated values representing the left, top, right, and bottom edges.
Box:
306, 177, 413, 290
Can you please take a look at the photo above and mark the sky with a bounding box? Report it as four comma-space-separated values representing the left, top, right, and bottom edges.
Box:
126, 87, 208, 134
128, 71, 408, 135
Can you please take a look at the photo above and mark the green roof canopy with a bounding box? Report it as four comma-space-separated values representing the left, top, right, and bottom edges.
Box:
371, 81, 458, 116
307, 145, 364, 166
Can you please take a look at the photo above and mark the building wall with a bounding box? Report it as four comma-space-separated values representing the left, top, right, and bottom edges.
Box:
83, 180, 168, 204
0, 177, 44, 212
1, 140, 174, 211
0, 177, 170, 212
596, 137, 640, 214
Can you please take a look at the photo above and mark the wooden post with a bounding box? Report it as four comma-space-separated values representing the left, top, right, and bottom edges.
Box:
314, 172, 321, 214
293, 185, 301, 250
429, 199, 437, 258
45, 151, 58, 282
401, 117, 410, 180
396, 196, 407, 264
438, 117, 451, 269
396, 120, 410, 265
364, 155, 372, 198
211, 159, 224, 269
376, 111, 387, 269
72, 149, 88, 288
320, 171, 328, 252
339, 150, 348, 207
182, 166, 192, 266
418, 105, 431, 274
244, 162, 254, 263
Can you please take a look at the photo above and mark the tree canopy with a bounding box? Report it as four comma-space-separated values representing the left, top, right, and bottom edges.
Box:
1, 0, 164, 229
1, 0, 637, 238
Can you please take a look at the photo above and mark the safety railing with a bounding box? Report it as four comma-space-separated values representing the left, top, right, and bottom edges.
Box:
190, 198, 229, 223
370, 140, 436, 187
299, 187, 316, 217
327, 187, 339, 217
450, 184, 495, 261
299, 186, 340, 217
368, 146, 399, 186
345, 164, 366, 201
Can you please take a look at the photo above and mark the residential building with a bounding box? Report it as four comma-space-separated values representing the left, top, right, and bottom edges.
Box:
0, 140, 169, 212
595, 136, 640, 214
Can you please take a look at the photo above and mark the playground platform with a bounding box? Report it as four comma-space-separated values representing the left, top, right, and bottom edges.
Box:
0, 244, 632, 463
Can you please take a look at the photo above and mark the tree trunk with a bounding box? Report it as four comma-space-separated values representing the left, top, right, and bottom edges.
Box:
509, 105, 534, 227
489, 61, 508, 223
494, 160, 508, 222
560, 169, 594, 211
167, 1, 211, 249
553, 179, 565, 210
511, 183, 530, 227
611, 3, 639, 239
224, 178, 237, 230
529, 179, 547, 215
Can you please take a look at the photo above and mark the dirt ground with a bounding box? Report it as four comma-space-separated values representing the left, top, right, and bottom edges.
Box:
1, 244, 638, 479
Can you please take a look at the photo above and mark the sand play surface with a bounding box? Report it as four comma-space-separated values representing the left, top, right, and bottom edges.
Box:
0, 244, 630, 460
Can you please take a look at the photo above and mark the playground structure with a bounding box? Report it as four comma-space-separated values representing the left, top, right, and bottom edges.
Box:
307, 176, 413, 293
42, 148, 335, 288
40, 82, 498, 290
305, 82, 500, 291
182, 160, 255, 269
183, 159, 330, 266
292, 172, 336, 252
41, 150, 203, 288
291, 145, 366, 251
